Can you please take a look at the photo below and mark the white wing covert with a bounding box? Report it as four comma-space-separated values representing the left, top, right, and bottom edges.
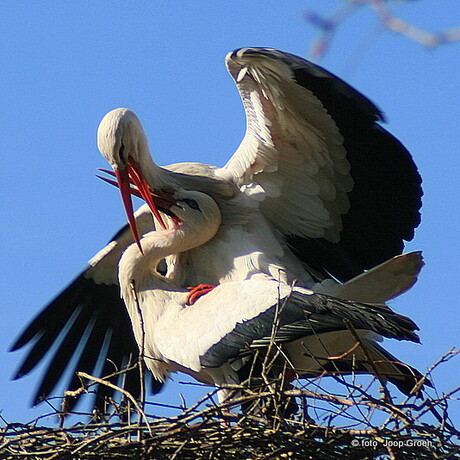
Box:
218, 48, 354, 242
153, 279, 419, 373
217, 48, 422, 283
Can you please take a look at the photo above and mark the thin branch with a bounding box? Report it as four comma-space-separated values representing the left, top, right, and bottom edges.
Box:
305, 0, 460, 59
130, 278, 146, 440
75, 371, 152, 436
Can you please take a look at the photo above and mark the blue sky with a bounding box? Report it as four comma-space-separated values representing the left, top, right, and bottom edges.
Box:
1, 1, 459, 424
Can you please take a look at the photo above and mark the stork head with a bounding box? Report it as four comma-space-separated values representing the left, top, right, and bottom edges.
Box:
145, 190, 222, 255
97, 108, 167, 253
171, 190, 222, 236
97, 108, 149, 170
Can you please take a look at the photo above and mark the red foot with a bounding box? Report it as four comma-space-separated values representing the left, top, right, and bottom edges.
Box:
186, 284, 215, 305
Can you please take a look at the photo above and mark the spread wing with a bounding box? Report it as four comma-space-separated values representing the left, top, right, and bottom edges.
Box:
10, 205, 163, 412
153, 279, 419, 373
217, 48, 422, 280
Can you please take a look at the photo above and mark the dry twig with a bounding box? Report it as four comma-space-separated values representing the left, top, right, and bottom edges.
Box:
1, 349, 459, 459
305, 0, 460, 59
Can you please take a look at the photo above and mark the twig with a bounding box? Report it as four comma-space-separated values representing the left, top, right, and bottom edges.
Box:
305, 0, 460, 60
130, 278, 146, 440
343, 317, 393, 404
75, 371, 152, 436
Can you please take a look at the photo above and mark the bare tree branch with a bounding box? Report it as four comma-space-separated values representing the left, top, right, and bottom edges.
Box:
305, 0, 460, 59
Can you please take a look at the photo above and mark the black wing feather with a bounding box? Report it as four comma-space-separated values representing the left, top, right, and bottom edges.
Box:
10, 270, 163, 410
201, 291, 419, 369
236, 48, 423, 281
288, 52, 422, 280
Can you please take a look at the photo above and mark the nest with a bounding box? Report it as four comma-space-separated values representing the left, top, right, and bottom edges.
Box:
2, 349, 459, 460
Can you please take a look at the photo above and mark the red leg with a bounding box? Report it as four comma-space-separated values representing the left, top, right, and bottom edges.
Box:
186, 284, 215, 305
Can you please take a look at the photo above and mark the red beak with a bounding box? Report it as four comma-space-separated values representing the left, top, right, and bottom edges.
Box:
106, 161, 169, 253
115, 168, 144, 254
97, 170, 176, 213
127, 161, 167, 231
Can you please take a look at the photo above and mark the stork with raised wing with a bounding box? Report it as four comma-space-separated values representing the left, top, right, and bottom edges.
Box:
11, 48, 423, 411
117, 188, 425, 400
99, 48, 422, 285
97, 104, 424, 303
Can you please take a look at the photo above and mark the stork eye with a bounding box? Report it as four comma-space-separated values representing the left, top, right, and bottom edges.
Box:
119, 142, 126, 163
182, 198, 200, 210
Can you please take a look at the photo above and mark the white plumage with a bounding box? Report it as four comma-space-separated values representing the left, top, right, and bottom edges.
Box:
11, 47, 424, 410
116, 189, 424, 401
97, 106, 422, 302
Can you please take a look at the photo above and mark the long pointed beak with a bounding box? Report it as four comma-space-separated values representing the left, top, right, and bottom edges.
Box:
115, 168, 144, 254
97, 172, 176, 215
127, 161, 167, 230
98, 164, 175, 254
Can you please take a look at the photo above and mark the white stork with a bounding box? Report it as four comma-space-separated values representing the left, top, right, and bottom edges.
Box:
10, 48, 423, 411
97, 106, 423, 304
117, 188, 424, 400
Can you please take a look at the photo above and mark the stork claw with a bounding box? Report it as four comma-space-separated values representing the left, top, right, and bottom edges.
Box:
186, 284, 215, 305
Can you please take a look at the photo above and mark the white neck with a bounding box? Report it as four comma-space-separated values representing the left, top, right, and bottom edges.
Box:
140, 154, 178, 191
118, 223, 213, 382
119, 207, 220, 301
121, 229, 186, 292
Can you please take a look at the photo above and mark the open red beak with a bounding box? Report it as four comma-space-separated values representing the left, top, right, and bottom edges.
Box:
101, 162, 171, 254
114, 167, 144, 254
127, 161, 167, 231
